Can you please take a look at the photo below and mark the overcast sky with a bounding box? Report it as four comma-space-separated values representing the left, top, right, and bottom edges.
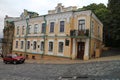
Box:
0, 0, 108, 38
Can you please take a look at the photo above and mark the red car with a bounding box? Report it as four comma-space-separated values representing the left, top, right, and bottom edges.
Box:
3, 54, 25, 64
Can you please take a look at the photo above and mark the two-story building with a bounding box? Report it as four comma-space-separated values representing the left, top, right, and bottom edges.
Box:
12, 3, 103, 60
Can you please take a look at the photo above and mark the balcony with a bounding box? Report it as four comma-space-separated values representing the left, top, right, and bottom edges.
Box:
70, 29, 89, 38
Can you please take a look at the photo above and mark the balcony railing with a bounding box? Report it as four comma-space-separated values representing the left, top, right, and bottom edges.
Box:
70, 29, 89, 37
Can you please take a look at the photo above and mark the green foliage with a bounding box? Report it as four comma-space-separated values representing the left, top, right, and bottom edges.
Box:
107, 0, 120, 47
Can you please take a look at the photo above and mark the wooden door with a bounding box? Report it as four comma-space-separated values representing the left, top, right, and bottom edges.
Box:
77, 42, 85, 59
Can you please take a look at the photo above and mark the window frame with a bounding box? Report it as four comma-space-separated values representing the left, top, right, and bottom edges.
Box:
78, 19, 85, 31
41, 23, 45, 33
21, 41, 24, 49
28, 25, 31, 34
34, 24, 38, 34
98, 26, 100, 37
50, 22, 54, 33
48, 41, 53, 52
57, 7, 61, 13
40, 41, 44, 51
91, 21, 94, 33
16, 41, 18, 48
58, 42, 64, 53
27, 41, 30, 49
60, 21, 65, 32
22, 26, 25, 35
33, 41, 37, 50
16, 26, 19, 35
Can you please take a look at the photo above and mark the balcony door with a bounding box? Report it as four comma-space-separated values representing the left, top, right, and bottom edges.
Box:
77, 42, 85, 59
78, 19, 85, 31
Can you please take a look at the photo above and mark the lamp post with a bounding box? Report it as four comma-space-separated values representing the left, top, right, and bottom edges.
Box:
25, 16, 29, 57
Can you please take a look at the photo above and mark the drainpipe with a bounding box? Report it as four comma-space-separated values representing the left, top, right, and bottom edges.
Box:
89, 11, 92, 59
25, 16, 29, 57
42, 15, 47, 58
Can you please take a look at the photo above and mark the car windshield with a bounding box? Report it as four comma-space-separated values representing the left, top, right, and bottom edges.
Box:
12, 54, 18, 58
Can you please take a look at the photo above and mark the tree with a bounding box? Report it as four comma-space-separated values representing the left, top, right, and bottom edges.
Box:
107, 0, 120, 47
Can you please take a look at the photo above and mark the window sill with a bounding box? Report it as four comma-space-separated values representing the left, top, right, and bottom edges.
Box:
57, 53, 63, 56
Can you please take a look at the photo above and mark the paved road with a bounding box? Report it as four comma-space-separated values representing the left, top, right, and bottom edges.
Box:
0, 60, 120, 80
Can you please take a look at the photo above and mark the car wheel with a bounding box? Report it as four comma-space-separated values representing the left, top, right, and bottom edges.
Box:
21, 60, 24, 64
22, 61, 25, 63
4, 61, 7, 64
13, 61, 17, 64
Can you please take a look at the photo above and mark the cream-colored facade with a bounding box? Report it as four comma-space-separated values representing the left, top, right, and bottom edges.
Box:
12, 3, 103, 60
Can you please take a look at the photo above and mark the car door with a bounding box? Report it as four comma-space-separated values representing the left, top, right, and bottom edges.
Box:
7, 56, 13, 62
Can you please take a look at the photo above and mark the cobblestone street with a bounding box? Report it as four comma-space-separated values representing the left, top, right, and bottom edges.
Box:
0, 59, 120, 80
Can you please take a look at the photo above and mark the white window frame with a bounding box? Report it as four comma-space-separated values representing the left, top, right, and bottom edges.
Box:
48, 40, 54, 55
28, 25, 31, 34
49, 22, 55, 33
40, 40, 44, 52
41, 23, 46, 33
59, 21, 65, 32
22, 26, 25, 35
33, 41, 37, 50
91, 21, 94, 34
34, 24, 38, 34
15, 40, 18, 49
57, 40, 64, 56
20, 41, 24, 49
16, 26, 19, 35
78, 19, 86, 31
27, 40, 30, 49
98, 25, 100, 37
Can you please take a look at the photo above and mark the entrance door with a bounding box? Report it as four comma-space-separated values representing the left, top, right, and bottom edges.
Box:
77, 42, 85, 59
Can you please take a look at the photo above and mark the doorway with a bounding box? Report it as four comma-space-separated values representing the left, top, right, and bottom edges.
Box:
77, 42, 85, 59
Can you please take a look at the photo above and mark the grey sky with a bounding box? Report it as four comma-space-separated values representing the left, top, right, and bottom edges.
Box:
0, 0, 108, 38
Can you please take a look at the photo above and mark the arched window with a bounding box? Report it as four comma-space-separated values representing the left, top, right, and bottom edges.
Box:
57, 7, 61, 13
33, 41, 37, 50
34, 24, 38, 34
22, 26, 25, 34
16, 26, 19, 35
28, 25, 31, 34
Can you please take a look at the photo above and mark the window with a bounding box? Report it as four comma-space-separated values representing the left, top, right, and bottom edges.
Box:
40, 41, 44, 51
60, 21, 64, 32
50, 22, 54, 33
91, 21, 94, 33
49, 42, 53, 51
17, 26, 19, 35
28, 25, 31, 34
16, 41, 18, 48
98, 26, 100, 37
57, 7, 61, 13
41, 23, 45, 33
58, 42, 64, 52
33, 41, 37, 50
34, 24, 38, 34
22, 26, 25, 34
21, 41, 24, 49
27, 41, 30, 49
78, 20, 85, 30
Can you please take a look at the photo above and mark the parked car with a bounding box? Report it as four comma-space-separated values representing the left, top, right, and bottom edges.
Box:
3, 54, 25, 64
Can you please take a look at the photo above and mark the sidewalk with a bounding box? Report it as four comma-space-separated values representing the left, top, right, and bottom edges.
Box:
1, 55, 120, 64
25, 55, 120, 64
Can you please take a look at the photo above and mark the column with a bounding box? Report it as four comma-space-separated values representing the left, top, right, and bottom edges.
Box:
72, 39, 76, 59
84, 39, 89, 60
